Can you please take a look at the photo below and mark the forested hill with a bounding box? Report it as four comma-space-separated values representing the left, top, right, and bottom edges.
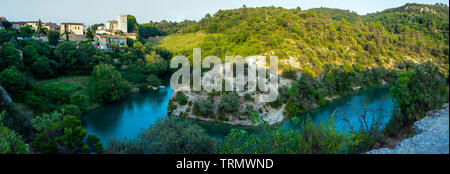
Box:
151, 3, 448, 76
311, 7, 359, 23
364, 3, 449, 44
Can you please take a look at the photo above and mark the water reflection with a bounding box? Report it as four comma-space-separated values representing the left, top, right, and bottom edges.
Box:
83, 86, 393, 144
82, 87, 173, 143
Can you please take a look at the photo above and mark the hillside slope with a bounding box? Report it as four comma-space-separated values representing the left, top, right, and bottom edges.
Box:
364, 3, 449, 44
155, 4, 448, 76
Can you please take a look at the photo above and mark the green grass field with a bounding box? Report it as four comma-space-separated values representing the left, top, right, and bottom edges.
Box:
35, 76, 90, 96
154, 32, 220, 53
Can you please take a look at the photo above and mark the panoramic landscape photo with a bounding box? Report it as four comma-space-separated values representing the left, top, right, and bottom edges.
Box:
0, 0, 448, 155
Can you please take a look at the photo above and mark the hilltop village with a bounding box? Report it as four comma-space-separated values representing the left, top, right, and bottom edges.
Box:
1, 15, 137, 50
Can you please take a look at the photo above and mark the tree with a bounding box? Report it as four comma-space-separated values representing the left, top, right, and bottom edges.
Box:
19, 26, 34, 38
218, 92, 240, 113
31, 56, 54, 79
146, 74, 162, 86
105, 117, 220, 154
75, 43, 96, 74
31, 111, 64, 132
0, 29, 16, 45
0, 111, 29, 154
1, 20, 12, 29
47, 30, 60, 45
127, 15, 138, 33
22, 45, 39, 69
193, 98, 213, 118
174, 91, 187, 105
121, 63, 147, 84
138, 24, 162, 38
89, 64, 130, 103
37, 19, 42, 35
0, 42, 22, 71
57, 104, 81, 118
86, 28, 94, 39
220, 116, 346, 154
70, 94, 89, 113
386, 63, 449, 134
0, 67, 26, 101
53, 42, 77, 74
30, 116, 103, 154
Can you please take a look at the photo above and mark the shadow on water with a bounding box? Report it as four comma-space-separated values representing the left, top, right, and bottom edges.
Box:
82, 87, 173, 144
83, 86, 393, 144
281, 87, 393, 133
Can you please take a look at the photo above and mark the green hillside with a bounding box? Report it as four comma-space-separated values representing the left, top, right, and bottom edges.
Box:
364, 3, 449, 44
154, 4, 448, 76
312, 7, 360, 23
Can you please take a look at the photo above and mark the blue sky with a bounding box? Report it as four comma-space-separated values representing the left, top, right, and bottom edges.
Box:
0, 0, 448, 25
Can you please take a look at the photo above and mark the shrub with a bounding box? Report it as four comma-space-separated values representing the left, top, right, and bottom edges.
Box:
57, 104, 81, 118
174, 91, 188, 105
218, 92, 240, 114
193, 98, 213, 118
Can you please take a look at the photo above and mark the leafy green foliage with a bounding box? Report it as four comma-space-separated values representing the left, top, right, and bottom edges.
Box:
70, 94, 90, 113
47, 30, 60, 45
30, 116, 103, 154
218, 92, 240, 114
127, 15, 138, 33
283, 65, 398, 117
22, 45, 39, 69
193, 98, 214, 118
31, 56, 54, 79
0, 42, 22, 71
364, 3, 449, 44
385, 63, 449, 135
89, 64, 130, 103
31, 111, 64, 132
220, 116, 346, 154
0, 67, 26, 101
146, 74, 162, 86
174, 91, 188, 105
0, 112, 29, 154
138, 23, 163, 39
0, 30, 16, 45
57, 104, 81, 118
105, 117, 220, 154
19, 26, 34, 38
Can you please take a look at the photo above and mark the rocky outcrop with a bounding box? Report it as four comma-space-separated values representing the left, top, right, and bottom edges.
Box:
367, 104, 449, 154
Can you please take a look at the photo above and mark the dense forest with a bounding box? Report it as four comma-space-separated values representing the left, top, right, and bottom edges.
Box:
1, 3, 449, 154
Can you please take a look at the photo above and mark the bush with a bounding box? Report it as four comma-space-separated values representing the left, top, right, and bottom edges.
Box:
220, 116, 346, 154
57, 104, 81, 118
0, 125, 28, 154
105, 117, 220, 154
193, 98, 213, 118
30, 116, 103, 154
70, 94, 90, 113
31, 56, 54, 79
244, 93, 253, 101
174, 91, 188, 105
0, 67, 27, 101
387, 63, 448, 132
0, 42, 22, 71
218, 92, 240, 114
146, 74, 162, 86
89, 64, 130, 103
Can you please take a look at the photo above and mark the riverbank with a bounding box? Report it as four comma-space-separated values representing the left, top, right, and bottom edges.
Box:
367, 103, 449, 154
169, 84, 392, 127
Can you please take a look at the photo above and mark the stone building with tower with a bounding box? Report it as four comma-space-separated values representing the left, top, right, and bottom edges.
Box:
118, 14, 128, 33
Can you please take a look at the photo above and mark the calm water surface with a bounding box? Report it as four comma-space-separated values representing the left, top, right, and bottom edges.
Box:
83, 87, 393, 144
